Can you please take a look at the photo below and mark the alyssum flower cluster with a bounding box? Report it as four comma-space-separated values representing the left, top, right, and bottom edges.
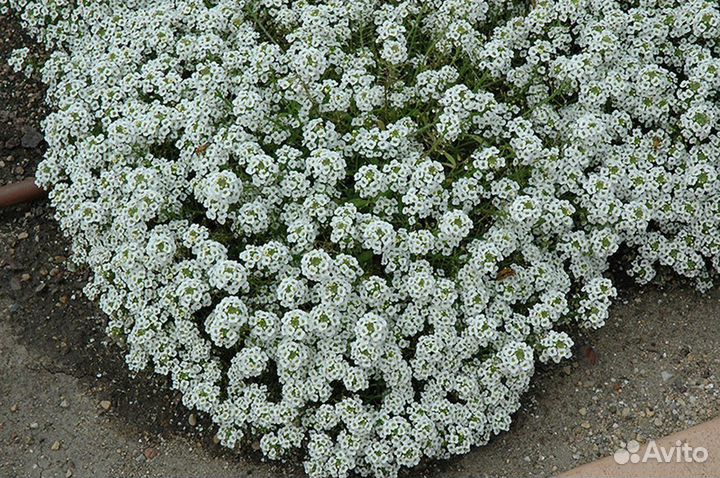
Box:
5, 0, 720, 476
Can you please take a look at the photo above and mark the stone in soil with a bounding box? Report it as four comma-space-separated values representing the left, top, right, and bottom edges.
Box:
20, 125, 43, 149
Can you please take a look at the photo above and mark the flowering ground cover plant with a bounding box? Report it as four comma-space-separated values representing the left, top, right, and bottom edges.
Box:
4, 0, 720, 476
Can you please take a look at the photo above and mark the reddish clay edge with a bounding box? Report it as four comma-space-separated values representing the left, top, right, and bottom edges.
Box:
0, 177, 47, 208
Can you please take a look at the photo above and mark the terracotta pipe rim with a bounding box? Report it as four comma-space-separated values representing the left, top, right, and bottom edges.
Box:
0, 177, 47, 208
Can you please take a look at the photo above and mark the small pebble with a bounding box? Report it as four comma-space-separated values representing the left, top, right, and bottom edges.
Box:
579, 407, 587, 416
10, 277, 21, 291
20, 126, 43, 149
144, 447, 160, 460
99, 400, 112, 411
580, 421, 591, 429
17, 231, 28, 240
51, 440, 61, 451
188, 414, 197, 427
